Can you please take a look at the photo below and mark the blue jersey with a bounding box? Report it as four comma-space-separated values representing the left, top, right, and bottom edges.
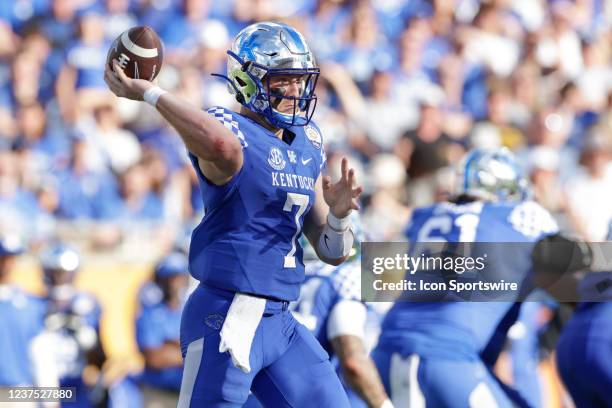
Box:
0, 285, 46, 386
291, 260, 363, 354
380, 200, 558, 359
556, 223, 612, 407
557, 302, 612, 408
136, 299, 183, 391
188, 107, 326, 301
41, 291, 102, 380
291, 260, 369, 408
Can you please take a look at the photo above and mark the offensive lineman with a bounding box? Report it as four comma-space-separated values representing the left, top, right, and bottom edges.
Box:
371, 149, 559, 407
105, 22, 362, 407
555, 223, 612, 408
291, 218, 391, 408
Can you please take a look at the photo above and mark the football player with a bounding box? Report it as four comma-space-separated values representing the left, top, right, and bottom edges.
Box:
0, 234, 46, 388
30, 243, 104, 407
135, 251, 190, 406
105, 22, 362, 407
290, 217, 392, 408
555, 224, 612, 408
371, 148, 559, 407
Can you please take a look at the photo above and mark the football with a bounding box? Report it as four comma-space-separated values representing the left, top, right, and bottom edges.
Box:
107, 26, 163, 81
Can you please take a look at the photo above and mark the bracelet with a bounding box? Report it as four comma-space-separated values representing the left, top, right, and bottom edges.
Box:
143, 86, 167, 107
327, 212, 350, 232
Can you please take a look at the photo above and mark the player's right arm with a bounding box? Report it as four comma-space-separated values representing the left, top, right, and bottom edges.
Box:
142, 342, 184, 369
328, 300, 392, 408
104, 62, 243, 185
331, 335, 391, 408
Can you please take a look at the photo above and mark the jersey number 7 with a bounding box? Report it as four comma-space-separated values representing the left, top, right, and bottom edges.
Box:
283, 193, 309, 268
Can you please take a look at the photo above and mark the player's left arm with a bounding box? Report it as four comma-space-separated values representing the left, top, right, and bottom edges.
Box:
303, 158, 363, 266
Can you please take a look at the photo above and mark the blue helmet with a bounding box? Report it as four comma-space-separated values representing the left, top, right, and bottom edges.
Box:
456, 148, 529, 202
214, 22, 319, 129
154, 252, 189, 279
40, 243, 80, 285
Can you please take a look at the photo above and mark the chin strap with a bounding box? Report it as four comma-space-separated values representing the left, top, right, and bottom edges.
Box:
210, 73, 246, 104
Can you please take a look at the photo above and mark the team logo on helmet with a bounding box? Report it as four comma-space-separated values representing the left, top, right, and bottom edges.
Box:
304, 125, 321, 149
268, 147, 286, 170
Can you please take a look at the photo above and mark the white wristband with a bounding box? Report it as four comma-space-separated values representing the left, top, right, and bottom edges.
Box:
143, 86, 167, 107
380, 399, 394, 408
327, 212, 350, 232
317, 223, 353, 259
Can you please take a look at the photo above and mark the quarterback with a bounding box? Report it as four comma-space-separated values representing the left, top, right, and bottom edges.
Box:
105, 22, 361, 407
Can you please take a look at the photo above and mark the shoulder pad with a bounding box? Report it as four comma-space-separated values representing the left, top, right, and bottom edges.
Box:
508, 201, 559, 238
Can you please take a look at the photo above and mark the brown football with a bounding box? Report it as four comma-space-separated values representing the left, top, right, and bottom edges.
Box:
107, 26, 163, 81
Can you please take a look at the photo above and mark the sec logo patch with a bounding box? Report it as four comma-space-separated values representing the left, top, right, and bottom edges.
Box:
305, 125, 322, 149
268, 147, 286, 170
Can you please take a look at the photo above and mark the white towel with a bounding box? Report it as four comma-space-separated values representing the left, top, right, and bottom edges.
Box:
219, 293, 266, 373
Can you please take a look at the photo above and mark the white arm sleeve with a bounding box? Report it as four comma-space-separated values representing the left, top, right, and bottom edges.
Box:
327, 300, 367, 340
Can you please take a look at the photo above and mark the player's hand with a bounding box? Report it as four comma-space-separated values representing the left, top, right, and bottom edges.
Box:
104, 60, 153, 101
323, 157, 363, 219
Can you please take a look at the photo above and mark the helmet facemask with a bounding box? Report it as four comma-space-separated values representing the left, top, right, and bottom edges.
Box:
224, 51, 319, 129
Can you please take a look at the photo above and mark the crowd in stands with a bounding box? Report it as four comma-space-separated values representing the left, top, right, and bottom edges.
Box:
1, 0, 612, 250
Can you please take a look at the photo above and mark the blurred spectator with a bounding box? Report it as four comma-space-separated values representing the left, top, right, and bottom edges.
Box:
362, 153, 410, 240
564, 128, 612, 240
20, 29, 56, 104
136, 252, 189, 407
359, 69, 419, 154
304, 0, 351, 61
103, 0, 138, 41
335, 3, 394, 88
11, 49, 43, 107
460, 3, 522, 77
161, 0, 215, 64
396, 96, 463, 205
0, 150, 45, 237
471, 83, 525, 150
16, 101, 71, 168
90, 102, 142, 174
527, 146, 564, 215
38, 0, 76, 51
576, 35, 612, 110
54, 137, 118, 220
395, 98, 450, 178
195, 20, 230, 75
111, 163, 164, 222
539, 1, 584, 79
141, 148, 189, 224
136, 0, 180, 35
56, 5, 110, 123
556, 81, 598, 150
393, 17, 437, 104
